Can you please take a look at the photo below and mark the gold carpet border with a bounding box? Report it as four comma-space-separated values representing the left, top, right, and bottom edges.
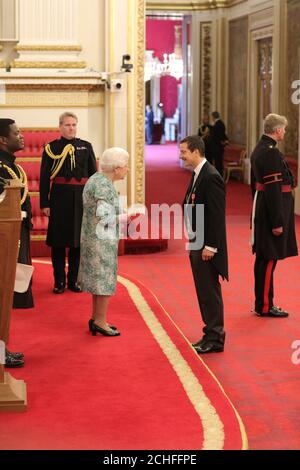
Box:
117, 275, 224, 450
130, 276, 249, 450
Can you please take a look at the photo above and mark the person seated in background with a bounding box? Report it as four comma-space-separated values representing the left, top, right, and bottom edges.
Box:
198, 115, 213, 164
0, 118, 33, 368
78, 147, 129, 337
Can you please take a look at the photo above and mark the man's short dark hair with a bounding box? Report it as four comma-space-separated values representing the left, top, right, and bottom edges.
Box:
180, 135, 205, 156
0, 119, 15, 138
212, 111, 220, 119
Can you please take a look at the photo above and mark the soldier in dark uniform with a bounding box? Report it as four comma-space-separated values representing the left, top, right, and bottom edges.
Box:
0, 118, 33, 368
250, 113, 298, 317
40, 112, 97, 294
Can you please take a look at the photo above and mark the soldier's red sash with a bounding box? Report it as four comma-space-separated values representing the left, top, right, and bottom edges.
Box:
53, 177, 88, 185
256, 183, 292, 192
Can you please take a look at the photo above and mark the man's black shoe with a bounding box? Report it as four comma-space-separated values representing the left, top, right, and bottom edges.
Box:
5, 352, 24, 368
192, 338, 206, 348
255, 306, 289, 317
67, 283, 82, 293
53, 282, 65, 294
193, 342, 224, 354
269, 306, 289, 317
5, 349, 24, 360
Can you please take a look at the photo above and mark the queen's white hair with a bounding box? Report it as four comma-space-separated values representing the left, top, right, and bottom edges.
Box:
100, 147, 129, 171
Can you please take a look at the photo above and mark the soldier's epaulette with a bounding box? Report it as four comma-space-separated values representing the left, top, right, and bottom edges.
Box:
265, 145, 279, 155
47, 139, 61, 147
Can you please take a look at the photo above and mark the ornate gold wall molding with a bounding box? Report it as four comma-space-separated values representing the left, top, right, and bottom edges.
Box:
227, 0, 246, 6
5, 84, 104, 92
135, 0, 146, 205
199, 22, 212, 120
12, 61, 86, 69
0, 89, 105, 108
88, 91, 104, 107
146, 0, 246, 10
15, 45, 82, 51
251, 27, 274, 41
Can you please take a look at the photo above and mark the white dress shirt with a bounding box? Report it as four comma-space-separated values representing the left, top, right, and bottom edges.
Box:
192, 159, 217, 254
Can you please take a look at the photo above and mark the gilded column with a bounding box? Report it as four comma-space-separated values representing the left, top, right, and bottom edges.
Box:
199, 22, 212, 121
215, 16, 228, 123
127, 0, 145, 205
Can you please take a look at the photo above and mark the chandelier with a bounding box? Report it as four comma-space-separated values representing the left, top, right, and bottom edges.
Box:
144, 51, 183, 81
144, 25, 183, 81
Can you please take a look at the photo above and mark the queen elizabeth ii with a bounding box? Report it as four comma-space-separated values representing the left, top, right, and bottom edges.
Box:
78, 147, 129, 337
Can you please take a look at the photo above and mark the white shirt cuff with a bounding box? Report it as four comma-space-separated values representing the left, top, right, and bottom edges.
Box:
205, 245, 218, 253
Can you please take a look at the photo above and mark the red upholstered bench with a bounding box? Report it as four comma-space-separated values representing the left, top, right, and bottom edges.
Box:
18, 129, 61, 158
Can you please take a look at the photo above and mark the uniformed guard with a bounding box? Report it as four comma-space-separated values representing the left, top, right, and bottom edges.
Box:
250, 113, 298, 317
0, 118, 33, 368
40, 112, 97, 294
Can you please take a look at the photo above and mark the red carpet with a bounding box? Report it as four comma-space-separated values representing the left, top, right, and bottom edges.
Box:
3, 144, 299, 450
2, 262, 245, 450
118, 144, 300, 450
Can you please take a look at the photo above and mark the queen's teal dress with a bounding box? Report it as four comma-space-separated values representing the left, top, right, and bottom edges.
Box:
78, 172, 120, 295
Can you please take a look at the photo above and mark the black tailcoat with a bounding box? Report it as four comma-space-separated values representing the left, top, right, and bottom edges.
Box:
211, 119, 227, 149
183, 161, 228, 280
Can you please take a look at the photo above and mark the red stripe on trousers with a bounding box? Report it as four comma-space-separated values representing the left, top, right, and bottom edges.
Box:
262, 260, 274, 314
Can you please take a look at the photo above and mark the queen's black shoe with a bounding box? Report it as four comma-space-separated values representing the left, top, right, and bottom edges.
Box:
90, 322, 120, 337
88, 319, 117, 332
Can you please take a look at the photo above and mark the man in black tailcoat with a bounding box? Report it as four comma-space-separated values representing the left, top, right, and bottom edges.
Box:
180, 135, 228, 353
250, 113, 298, 317
40, 112, 97, 294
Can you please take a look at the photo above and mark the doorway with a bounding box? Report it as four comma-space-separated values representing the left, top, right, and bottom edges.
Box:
145, 13, 192, 147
